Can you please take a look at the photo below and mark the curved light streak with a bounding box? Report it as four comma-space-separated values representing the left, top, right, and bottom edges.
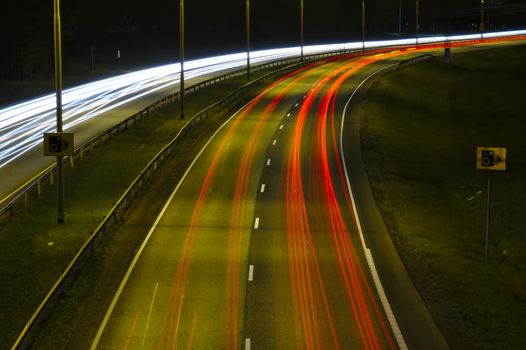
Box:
1, 29, 525, 168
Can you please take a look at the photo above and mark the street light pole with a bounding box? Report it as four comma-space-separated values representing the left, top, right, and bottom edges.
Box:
179, 0, 185, 119
480, 0, 485, 39
53, 0, 65, 224
361, 0, 365, 53
246, 0, 251, 81
416, 0, 420, 45
300, 0, 304, 61
399, 0, 402, 35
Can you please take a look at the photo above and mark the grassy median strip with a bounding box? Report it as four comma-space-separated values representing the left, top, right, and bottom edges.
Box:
0, 68, 276, 349
361, 42, 526, 349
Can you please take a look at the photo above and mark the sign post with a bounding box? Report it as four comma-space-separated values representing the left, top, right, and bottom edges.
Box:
476, 147, 506, 259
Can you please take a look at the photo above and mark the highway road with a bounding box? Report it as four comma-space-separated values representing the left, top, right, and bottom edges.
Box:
89, 49, 449, 349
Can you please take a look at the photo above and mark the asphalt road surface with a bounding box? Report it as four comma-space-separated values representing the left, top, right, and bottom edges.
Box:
90, 50, 448, 349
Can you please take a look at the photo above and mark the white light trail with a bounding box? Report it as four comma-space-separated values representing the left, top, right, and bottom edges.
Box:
1, 29, 525, 168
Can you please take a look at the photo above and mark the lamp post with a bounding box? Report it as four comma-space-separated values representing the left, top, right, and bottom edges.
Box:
179, 0, 185, 119
300, 0, 304, 61
361, 0, 365, 53
246, 0, 251, 81
416, 0, 420, 45
53, 0, 65, 223
480, 0, 485, 39
399, 0, 402, 35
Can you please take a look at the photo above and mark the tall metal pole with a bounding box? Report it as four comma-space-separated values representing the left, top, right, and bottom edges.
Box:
485, 171, 491, 259
246, 0, 251, 81
179, 0, 185, 119
300, 0, 304, 61
399, 0, 402, 35
361, 0, 365, 53
416, 0, 420, 45
53, 0, 65, 224
480, 0, 485, 39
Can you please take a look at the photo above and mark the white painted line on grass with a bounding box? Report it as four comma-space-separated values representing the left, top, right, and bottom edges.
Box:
266, 158, 271, 166
260, 184, 266, 193
248, 265, 254, 281
245, 338, 251, 350
254, 217, 260, 230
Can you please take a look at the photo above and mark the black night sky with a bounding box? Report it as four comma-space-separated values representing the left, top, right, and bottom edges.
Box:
1, 0, 526, 98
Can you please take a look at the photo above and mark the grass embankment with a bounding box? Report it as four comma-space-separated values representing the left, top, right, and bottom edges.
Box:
0, 68, 273, 349
361, 42, 526, 349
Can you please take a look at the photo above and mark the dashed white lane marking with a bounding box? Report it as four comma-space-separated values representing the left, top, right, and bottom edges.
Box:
286, 112, 291, 117
294, 103, 299, 107
266, 158, 271, 166
279, 124, 284, 130
248, 265, 254, 281
254, 217, 260, 229
260, 184, 266, 193
272, 139, 277, 146
245, 338, 251, 350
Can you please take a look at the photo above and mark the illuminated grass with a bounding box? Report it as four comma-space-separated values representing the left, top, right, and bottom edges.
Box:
0, 69, 275, 349
361, 42, 526, 349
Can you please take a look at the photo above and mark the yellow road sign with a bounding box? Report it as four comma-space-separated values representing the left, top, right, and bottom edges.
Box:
44, 133, 74, 156
476, 147, 506, 171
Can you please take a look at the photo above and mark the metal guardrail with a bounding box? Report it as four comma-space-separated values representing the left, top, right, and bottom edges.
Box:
396, 53, 437, 70
11, 34, 526, 349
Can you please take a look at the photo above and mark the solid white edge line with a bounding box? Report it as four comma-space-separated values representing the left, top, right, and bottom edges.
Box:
89, 88, 268, 350
339, 63, 408, 350
254, 217, 260, 230
248, 265, 254, 281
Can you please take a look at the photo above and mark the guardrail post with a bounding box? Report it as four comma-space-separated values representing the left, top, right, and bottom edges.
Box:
80, 147, 84, 160
24, 193, 28, 208
37, 181, 42, 196
69, 156, 74, 168
50, 170, 54, 185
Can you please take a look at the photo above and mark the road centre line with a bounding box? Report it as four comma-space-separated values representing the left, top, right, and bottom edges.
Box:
260, 184, 266, 193
245, 338, 251, 350
266, 158, 271, 166
340, 63, 407, 350
248, 265, 254, 281
286, 112, 291, 117
254, 217, 260, 229
279, 124, 284, 130
89, 81, 278, 350
272, 139, 277, 145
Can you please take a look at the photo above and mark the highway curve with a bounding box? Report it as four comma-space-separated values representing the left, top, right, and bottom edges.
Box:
90, 49, 447, 349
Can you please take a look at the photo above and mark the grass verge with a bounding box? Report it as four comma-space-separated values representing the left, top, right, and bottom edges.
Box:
361, 42, 526, 349
0, 67, 279, 349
